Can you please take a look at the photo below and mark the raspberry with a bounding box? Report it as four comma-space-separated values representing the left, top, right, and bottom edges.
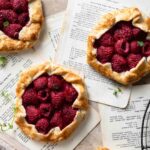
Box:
132, 27, 147, 40
64, 83, 78, 103
39, 103, 52, 118
115, 39, 130, 56
26, 106, 40, 124
3, 24, 22, 39
114, 22, 132, 41
127, 54, 142, 69
51, 91, 65, 109
35, 118, 50, 134
12, 0, 28, 13
0, 0, 12, 9
50, 111, 63, 129
33, 76, 48, 90
0, 10, 18, 24
93, 39, 100, 49
100, 32, 114, 46
96, 46, 114, 63
142, 41, 150, 57
130, 41, 141, 54
37, 89, 49, 102
22, 88, 39, 106
111, 54, 128, 73
18, 13, 29, 26
62, 106, 77, 127
116, 21, 132, 29
48, 75, 64, 91
0, 17, 3, 29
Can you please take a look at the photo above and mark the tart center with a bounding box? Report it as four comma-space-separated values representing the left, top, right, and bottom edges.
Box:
94, 21, 150, 73
0, 0, 29, 39
22, 74, 78, 134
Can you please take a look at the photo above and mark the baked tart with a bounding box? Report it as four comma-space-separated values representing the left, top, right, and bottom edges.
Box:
87, 7, 150, 85
0, 0, 44, 52
15, 62, 88, 142
97, 147, 109, 150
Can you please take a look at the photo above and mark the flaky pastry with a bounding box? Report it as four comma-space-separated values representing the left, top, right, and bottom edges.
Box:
0, 0, 44, 52
15, 62, 88, 142
97, 147, 109, 150
87, 7, 150, 85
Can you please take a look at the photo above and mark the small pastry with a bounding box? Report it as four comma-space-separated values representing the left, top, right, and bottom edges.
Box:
15, 62, 88, 142
97, 147, 109, 150
87, 7, 150, 85
0, 0, 44, 52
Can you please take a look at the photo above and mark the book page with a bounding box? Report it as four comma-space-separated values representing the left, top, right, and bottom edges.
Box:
99, 84, 150, 150
55, 0, 132, 108
0, 13, 100, 150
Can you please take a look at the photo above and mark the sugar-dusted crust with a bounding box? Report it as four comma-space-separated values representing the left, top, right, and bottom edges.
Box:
0, 0, 44, 53
97, 147, 109, 150
87, 7, 150, 85
15, 61, 88, 142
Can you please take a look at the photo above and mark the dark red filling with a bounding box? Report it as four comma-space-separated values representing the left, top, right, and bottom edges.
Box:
22, 74, 78, 134
0, 0, 29, 39
94, 21, 150, 73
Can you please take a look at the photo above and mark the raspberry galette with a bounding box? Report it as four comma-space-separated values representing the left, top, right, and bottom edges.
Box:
15, 62, 88, 142
87, 8, 150, 85
0, 0, 44, 52
97, 148, 109, 150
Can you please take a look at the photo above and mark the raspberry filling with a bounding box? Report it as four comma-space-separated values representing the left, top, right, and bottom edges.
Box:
0, 0, 29, 39
22, 74, 78, 134
94, 21, 149, 73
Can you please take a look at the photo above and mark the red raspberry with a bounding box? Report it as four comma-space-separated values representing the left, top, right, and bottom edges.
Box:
26, 106, 40, 124
64, 83, 78, 103
0, 17, 3, 29
35, 118, 50, 134
18, 13, 29, 26
37, 89, 49, 102
0, 0, 12, 9
130, 41, 141, 54
100, 32, 114, 46
0, 10, 18, 24
12, 0, 28, 13
114, 22, 132, 41
116, 21, 132, 29
33, 76, 48, 90
142, 41, 150, 57
93, 39, 100, 49
115, 39, 130, 56
39, 103, 52, 118
22, 88, 39, 106
127, 54, 142, 69
111, 54, 128, 73
48, 75, 64, 91
50, 111, 63, 129
3, 24, 22, 39
132, 27, 147, 40
51, 91, 65, 109
96, 46, 114, 63
62, 106, 77, 127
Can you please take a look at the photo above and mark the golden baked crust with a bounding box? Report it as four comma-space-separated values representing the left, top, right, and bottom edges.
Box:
87, 7, 150, 85
0, 0, 44, 53
97, 147, 109, 150
15, 62, 88, 142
